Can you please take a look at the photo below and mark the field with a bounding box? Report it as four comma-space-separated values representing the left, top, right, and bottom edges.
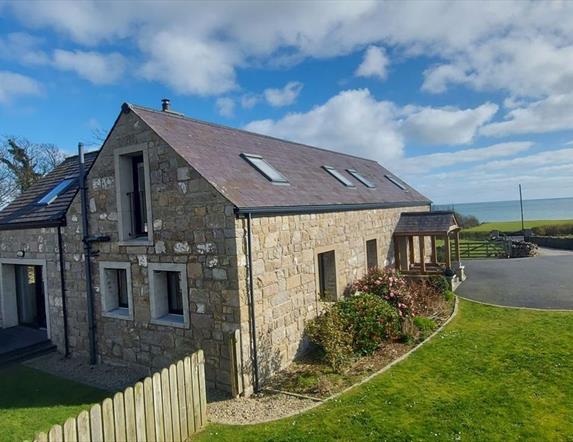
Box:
198, 300, 573, 441
465, 219, 573, 233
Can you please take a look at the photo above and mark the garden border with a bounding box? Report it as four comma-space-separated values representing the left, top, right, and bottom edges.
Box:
457, 295, 573, 312
233, 296, 460, 425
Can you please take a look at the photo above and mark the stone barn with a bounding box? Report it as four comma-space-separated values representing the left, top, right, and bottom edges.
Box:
0, 100, 431, 395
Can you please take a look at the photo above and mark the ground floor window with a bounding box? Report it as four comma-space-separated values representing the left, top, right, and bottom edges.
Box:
148, 263, 189, 328
100, 262, 133, 320
366, 238, 378, 270
318, 250, 337, 301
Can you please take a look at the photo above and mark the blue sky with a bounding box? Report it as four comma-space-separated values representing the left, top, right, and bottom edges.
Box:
1, 1, 572, 204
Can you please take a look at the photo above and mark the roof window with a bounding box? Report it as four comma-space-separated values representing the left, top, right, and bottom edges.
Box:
241, 153, 288, 184
385, 174, 407, 191
347, 169, 375, 188
37, 178, 75, 205
323, 166, 355, 187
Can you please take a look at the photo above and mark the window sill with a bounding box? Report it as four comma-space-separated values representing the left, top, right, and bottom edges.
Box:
102, 307, 133, 321
118, 238, 153, 247
150, 314, 188, 329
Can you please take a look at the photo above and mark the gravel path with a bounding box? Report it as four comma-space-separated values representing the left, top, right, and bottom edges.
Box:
207, 391, 319, 425
25, 353, 150, 392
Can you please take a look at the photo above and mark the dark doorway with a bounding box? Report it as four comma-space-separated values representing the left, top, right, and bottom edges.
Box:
15, 265, 46, 329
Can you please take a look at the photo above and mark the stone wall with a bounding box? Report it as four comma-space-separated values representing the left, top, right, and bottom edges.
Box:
63, 109, 241, 392
235, 205, 429, 393
0, 227, 66, 351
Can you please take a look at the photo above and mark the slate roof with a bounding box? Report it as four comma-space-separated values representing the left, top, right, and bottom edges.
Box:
127, 103, 430, 214
394, 211, 460, 236
0, 151, 98, 230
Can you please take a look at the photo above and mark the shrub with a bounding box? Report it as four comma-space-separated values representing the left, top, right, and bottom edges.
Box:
428, 275, 449, 296
338, 293, 400, 355
413, 316, 437, 339
443, 290, 455, 302
352, 268, 415, 318
532, 224, 573, 237
305, 306, 353, 372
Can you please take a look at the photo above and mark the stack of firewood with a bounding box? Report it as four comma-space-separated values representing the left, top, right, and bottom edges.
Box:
510, 240, 538, 258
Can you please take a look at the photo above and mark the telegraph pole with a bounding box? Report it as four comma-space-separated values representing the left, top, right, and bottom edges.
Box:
519, 184, 525, 232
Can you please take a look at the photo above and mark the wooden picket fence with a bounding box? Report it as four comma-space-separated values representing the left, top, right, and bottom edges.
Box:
34, 350, 207, 442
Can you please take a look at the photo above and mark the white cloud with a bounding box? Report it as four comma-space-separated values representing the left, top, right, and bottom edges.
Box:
246, 89, 403, 161
402, 103, 498, 145
52, 49, 126, 84
0, 32, 49, 65
240, 93, 260, 109
396, 142, 533, 175
0, 71, 42, 104
355, 46, 389, 81
215, 97, 235, 118
481, 93, 573, 137
264, 81, 303, 107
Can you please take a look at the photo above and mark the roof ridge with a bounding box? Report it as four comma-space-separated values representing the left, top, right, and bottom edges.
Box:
127, 103, 380, 164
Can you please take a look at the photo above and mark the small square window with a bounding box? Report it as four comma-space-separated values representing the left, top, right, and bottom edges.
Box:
149, 263, 189, 328
347, 169, 375, 188
100, 262, 133, 320
385, 174, 407, 190
366, 239, 378, 270
241, 153, 289, 184
317, 250, 337, 301
323, 166, 355, 187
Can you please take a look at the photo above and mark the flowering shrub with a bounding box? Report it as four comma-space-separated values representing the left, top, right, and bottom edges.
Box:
352, 267, 415, 318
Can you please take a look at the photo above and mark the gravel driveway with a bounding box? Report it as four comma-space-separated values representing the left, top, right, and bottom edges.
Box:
457, 249, 573, 309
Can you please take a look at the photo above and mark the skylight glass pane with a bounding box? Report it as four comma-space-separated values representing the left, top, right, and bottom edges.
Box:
347, 169, 375, 188
323, 166, 355, 187
241, 153, 288, 183
385, 174, 407, 190
37, 178, 75, 205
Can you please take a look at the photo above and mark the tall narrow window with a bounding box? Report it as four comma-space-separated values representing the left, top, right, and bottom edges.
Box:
385, 174, 407, 190
317, 250, 337, 301
366, 239, 378, 270
130, 154, 148, 237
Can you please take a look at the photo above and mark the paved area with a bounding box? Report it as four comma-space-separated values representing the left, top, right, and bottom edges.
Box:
0, 326, 47, 355
457, 248, 573, 309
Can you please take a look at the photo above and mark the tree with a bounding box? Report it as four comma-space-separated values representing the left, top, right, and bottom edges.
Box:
0, 137, 66, 208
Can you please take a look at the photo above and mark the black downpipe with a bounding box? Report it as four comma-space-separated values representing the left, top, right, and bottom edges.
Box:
57, 226, 70, 357
78, 143, 97, 365
246, 213, 260, 392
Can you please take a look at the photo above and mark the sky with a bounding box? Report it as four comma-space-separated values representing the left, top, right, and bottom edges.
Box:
0, 1, 572, 204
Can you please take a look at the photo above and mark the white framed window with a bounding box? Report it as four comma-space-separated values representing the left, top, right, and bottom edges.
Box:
148, 263, 189, 328
99, 261, 133, 320
114, 144, 154, 245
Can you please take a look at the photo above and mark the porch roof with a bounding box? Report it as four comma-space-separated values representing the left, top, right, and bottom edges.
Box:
394, 211, 460, 236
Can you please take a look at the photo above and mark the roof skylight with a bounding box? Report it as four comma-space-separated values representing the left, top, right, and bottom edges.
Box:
241, 153, 289, 184
37, 178, 76, 205
347, 169, 375, 188
322, 166, 355, 187
385, 174, 407, 191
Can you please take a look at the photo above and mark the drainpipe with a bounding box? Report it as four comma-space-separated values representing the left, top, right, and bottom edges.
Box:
246, 213, 260, 393
78, 143, 97, 365
57, 226, 70, 357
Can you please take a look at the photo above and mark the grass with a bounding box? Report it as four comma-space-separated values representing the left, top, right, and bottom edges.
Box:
0, 365, 107, 442
198, 300, 573, 441
465, 219, 573, 233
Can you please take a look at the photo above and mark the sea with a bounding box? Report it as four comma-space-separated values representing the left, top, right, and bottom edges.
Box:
433, 197, 573, 223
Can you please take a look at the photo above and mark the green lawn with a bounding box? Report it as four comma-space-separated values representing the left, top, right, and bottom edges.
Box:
0, 365, 107, 442
465, 219, 573, 233
199, 300, 573, 441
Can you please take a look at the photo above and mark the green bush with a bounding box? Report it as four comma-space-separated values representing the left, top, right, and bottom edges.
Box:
532, 224, 573, 236
305, 306, 353, 372
428, 275, 449, 296
443, 290, 455, 302
413, 316, 437, 338
338, 294, 400, 355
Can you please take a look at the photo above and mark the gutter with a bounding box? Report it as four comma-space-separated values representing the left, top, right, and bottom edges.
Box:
235, 200, 430, 217
57, 226, 70, 357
